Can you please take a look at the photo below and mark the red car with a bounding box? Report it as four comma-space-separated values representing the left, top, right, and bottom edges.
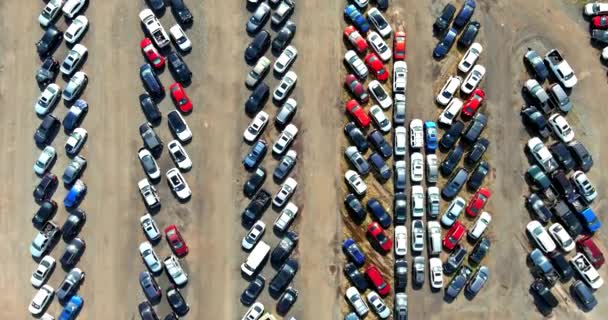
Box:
367, 222, 392, 253
140, 38, 165, 69
443, 221, 466, 251
345, 99, 371, 128
462, 88, 485, 117
364, 53, 389, 82
393, 31, 407, 60
365, 265, 390, 296
592, 15, 608, 29
164, 224, 188, 257
577, 235, 605, 268
170, 83, 193, 113
465, 187, 491, 217
344, 25, 368, 53
344, 74, 369, 103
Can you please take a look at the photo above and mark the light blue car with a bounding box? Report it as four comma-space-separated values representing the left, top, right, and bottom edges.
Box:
424, 121, 438, 152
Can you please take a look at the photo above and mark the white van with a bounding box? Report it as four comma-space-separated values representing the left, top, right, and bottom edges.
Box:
241, 241, 271, 277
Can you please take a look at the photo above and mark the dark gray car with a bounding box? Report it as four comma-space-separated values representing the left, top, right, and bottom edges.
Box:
524, 48, 549, 81
445, 245, 467, 274
62, 155, 86, 185
274, 150, 297, 181
61, 209, 86, 241
442, 168, 469, 199
56, 267, 85, 302
60, 238, 86, 269
462, 113, 488, 144
240, 275, 265, 306
139, 271, 162, 304
445, 266, 473, 299
246, 3, 270, 34
465, 265, 489, 296
368, 152, 391, 181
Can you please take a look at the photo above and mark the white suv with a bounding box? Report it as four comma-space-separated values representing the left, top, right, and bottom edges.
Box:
409, 119, 424, 149
60, 44, 87, 75
468, 211, 491, 240
438, 98, 463, 126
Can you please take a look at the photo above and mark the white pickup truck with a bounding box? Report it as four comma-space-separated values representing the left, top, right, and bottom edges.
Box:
139, 9, 170, 48
29, 222, 60, 258
571, 252, 604, 289
544, 49, 577, 88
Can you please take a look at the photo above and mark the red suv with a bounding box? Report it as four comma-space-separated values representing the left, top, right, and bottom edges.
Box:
140, 38, 165, 69
364, 53, 389, 82
164, 224, 189, 257
170, 83, 193, 113
443, 221, 466, 251
462, 88, 485, 117
465, 187, 491, 217
367, 222, 392, 253
345, 99, 370, 128
577, 235, 605, 268
365, 265, 390, 296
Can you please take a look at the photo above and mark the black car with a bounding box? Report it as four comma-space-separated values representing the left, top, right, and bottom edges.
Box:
32, 200, 57, 230
439, 121, 464, 150
167, 286, 189, 316
171, 0, 193, 25
36, 57, 60, 87
469, 237, 490, 265
344, 122, 368, 152
524, 49, 550, 81
457, 21, 480, 48
444, 245, 467, 275
548, 251, 573, 281
140, 63, 165, 98
526, 193, 553, 224
277, 287, 298, 315
465, 138, 489, 165
344, 193, 366, 222
549, 142, 575, 172
274, 152, 296, 181
453, 0, 476, 29
245, 83, 270, 115
245, 30, 271, 63
367, 198, 391, 228
344, 263, 367, 291
394, 259, 408, 292
272, 21, 296, 52
271, 231, 299, 267
269, 259, 298, 296
368, 152, 391, 181
167, 111, 191, 142
467, 160, 489, 191
61, 209, 86, 241
36, 26, 63, 57
138, 301, 160, 320
147, 0, 165, 10
164, 313, 178, 320
394, 192, 407, 225
139, 94, 162, 124
244, 167, 266, 198
241, 275, 265, 306
571, 280, 597, 311
139, 122, 164, 156
567, 141, 593, 172
442, 168, 469, 199
241, 189, 271, 225
376, 0, 389, 10
551, 170, 577, 202
167, 52, 192, 84
440, 145, 464, 176
445, 266, 473, 300
552, 200, 583, 237
462, 113, 487, 144
531, 279, 558, 308
33, 173, 58, 203
34, 114, 60, 147
526, 165, 551, 191
367, 130, 392, 158
520, 105, 551, 138
60, 238, 86, 269
433, 3, 456, 34
139, 271, 162, 304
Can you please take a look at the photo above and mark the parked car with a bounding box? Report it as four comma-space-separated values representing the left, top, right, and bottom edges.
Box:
552, 200, 583, 237
344, 5, 370, 33
443, 221, 466, 251
165, 224, 189, 257
345, 286, 369, 317
549, 142, 575, 172
139, 241, 162, 274
465, 187, 491, 217
368, 80, 392, 109
521, 105, 551, 137
469, 237, 490, 265
345, 170, 367, 196
369, 152, 391, 181
246, 3, 270, 34
411, 220, 425, 253
33, 146, 56, 176
271, 231, 298, 267
345, 146, 370, 175
167, 286, 189, 316
465, 265, 489, 296
465, 138, 489, 164
438, 98, 463, 126
365, 265, 390, 296
344, 25, 368, 53
453, 0, 476, 29
62, 0, 86, 18
570, 253, 604, 289
61, 209, 86, 241
549, 251, 574, 281
393, 94, 406, 125
65, 15, 88, 44
164, 255, 188, 286
585, 2, 608, 16
345, 75, 369, 103
30, 255, 56, 288
461, 64, 486, 94
531, 279, 558, 308
445, 266, 473, 300
444, 245, 467, 274
33, 173, 58, 204
60, 238, 86, 269
272, 21, 296, 53
62, 72, 88, 102
393, 30, 406, 60
169, 24, 191, 52
140, 213, 161, 241
367, 222, 392, 253
433, 27, 457, 59
413, 256, 425, 287
462, 88, 485, 118
273, 71, 297, 102
577, 235, 605, 269
38, 0, 64, 27
524, 48, 550, 81
243, 140, 267, 170
427, 187, 440, 218
35, 83, 61, 116
345, 100, 371, 129
240, 275, 265, 306
527, 220, 557, 253
394, 192, 407, 225
366, 291, 390, 319
269, 258, 299, 295
433, 3, 456, 33
62, 100, 88, 132
58, 294, 83, 320
457, 21, 480, 48
571, 280, 598, 311
140, 63, 165, 98
544, 49, 577, 88
410, 152, 424, 182
458, 43, 483, 73
411, 185, 425, 218
166, 168, 191, 200
34, 114, 61, 148
246, 57, 271, 88
56, 267, 85, 303
568, 140, 593, 172
424, 121, 438, 152
63, 179, 86, 209
436, 75, 462, 106
345, 50, 369, 79
394, 225, 407, 257
439, 121, 464, 150
36, 57, 60, 88
548, 114, 574, 143
368, 130, 392, 158
271, 0, 295, 26
442, 168, 469, 199
272, 177, 298, 207
169, 83, 192, 113
526, 193, 553, 224
467, 160, 489, 191
37, 26, 63, 58
394, 259, 408, 292
272, 124, 298, 155
245, 30, 271, 63
277, 287, 298, 315
367, 7, 392, 37
528, 137, 558, 173
28, 285, 54, 315
548, 83, 572, 112
241, 189, 271, 225
440, 145, 464, 176
468, 211, 491, 240
367, 31, 392, 61
274, 202, 298, 232
60, 44, 87, 75
393, 61, 407, 93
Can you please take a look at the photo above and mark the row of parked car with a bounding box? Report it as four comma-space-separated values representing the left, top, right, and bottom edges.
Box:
240, 1, 301, 320
583, 2, 608, 60
519, 44, 603, 313
30, 1, 92, 319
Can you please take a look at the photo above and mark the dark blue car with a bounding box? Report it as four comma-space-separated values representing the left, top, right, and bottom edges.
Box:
424, 121, 438, 152
64, 180, 86, 209
243, 140, 267, 170
344, 5, 370, 33
433, 28, 458, 59
453, 0, 476, 29
342, 238, 365, 266
367, 198, 392, 228
59, 295, 83, 320
62, 99, 88, 132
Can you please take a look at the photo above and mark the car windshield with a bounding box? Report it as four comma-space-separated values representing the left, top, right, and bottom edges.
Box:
373, 14, 388, 28
372, 86, 386, 99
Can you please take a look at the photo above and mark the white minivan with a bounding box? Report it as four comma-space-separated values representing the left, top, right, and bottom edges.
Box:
241, 241, 271, 277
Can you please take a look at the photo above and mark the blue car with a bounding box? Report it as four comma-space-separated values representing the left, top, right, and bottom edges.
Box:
59, 295, 83, 320
342, 238, 365, 266
433, 28, 457, 59
579, 208, 602, 232
424, 121, 438, 152
344, 5, 370, 33
62, 99, 88, 132
453, 0, 476, 29
243, 140, 267, 171
64, 180, 87, 209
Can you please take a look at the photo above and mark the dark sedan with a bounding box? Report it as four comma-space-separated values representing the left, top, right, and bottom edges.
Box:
32, 200, 57, 230
140, 63, 165, 98
171, 0, 193, 25
167, 286, 189, 316
245, 30, 271, 63
34, 114, 60, 148
344, 262, 368, 291
63, 155, 87, 186
167, 52, 192, 84
33, 173, 58, 203
367, 130, 392, 158
433, 27, 457, 59
245, 83, 270, 115
272, 21, 296, 52
344, 193, 366, 222
60, 238, 86, 269
36, 26, 63, 57
445, 266, 473, 300
439, 121, 464, 150
457, 21, 480, 48
271, 231, 299, 267
277, 287, 298, 315
367, 198, 391, 228
240, 275, 265, 306
344, 122, 368, 152
244, 167, 266, 198
139, 271, 162, 304
269, 259, 299, 296
61, 209, 86, 241
139, 94, 162, 124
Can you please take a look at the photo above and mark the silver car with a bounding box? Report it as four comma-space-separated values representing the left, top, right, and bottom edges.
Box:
548, 83, 572, 113
56, 268, 85, 302
465, 265, 489, 296
62, 71, 88, 101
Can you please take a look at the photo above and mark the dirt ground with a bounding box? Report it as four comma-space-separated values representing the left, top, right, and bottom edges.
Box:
0, 0, 606, 319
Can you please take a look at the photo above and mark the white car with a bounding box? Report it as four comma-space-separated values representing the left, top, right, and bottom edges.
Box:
367, 7, 392, 37
62, 71, 88, 101
429, 257, 444, 289
60, 44, 87, 75
409, 119, 424, 149
572, 171, 597, 203
394, 226, 407, 256
393, 61, 407, 93
411, 185, 425, 218
394, 126, 407, 156
65, 127, 87, 155
166, 168, 191, 200
274, 45, 298, 74
139, 9, 170, 48
548, 223, 575, 252
140, 213, 161, 241
368, 80, 392, 109
345, 170, 367, 196
242, 220, 266, 250
468, 211, 491, 240
274, 202, 298, 232
65, 15, 89, 44
441, 197, 466, 227
584, 2, 608, 16
35, 83, 61, 116
526, 220, 557, 253
410, 152, 424, 182
62, 0, 86, 18
427, 221, 442, 256
571, 253, 604, 289
30, 256, 55, 288
39, 0, 64, 27
272, 123, 298, 155
527, 137, 558, 173
138, 148, 161, 180
366, 291, 391, 319
427, 186, 440, 218
139, 241, 162, 273
461, 64, 486, 94
411, 220, 425, 253
246, 56, 271, 87
169, 24, 192, 51
273, 177, 298, 207
458, 43, 483, 73
436, 75, 462, 106
242, 302, 265, 320
40, 313, 55, 320
244, 111, 269, 142
345, 50, 369, 78
163, 255, 188, 286
346, 287, 369, 317
138, 178, 160, 209
366, 31, 392, 61
28, 285, 54, 315
369, 105, 391, 133
548, 114, 575, 143
438, 98, 463, 126
168, 140, 192, 171
426, 154, 439, 184
273, 71, 297, 101
33, 146, 56, 175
